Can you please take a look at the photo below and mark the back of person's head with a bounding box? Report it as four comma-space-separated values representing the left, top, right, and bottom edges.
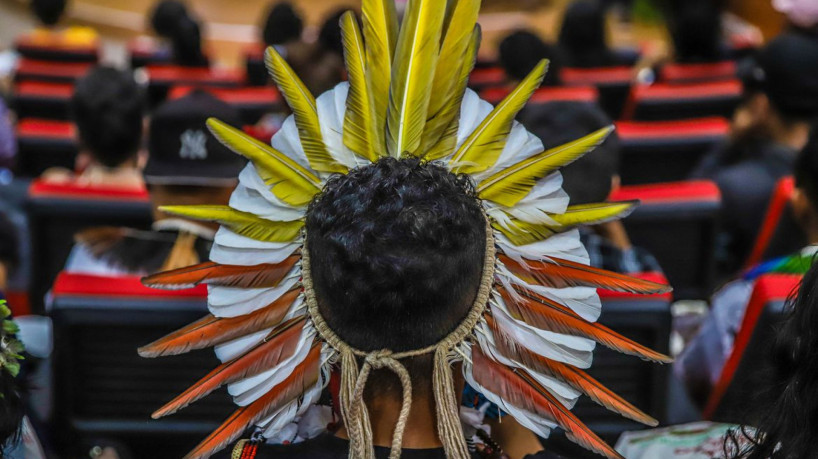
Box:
305, 158, 485, 386
558, 0, 613, 68
726, 259, 818, 458
318, 8, 348, 57
499, 30, 562, 85
792, 127, 818, 228
755, 33, 818, 123
71, 66, 144, 168
667, 0, 723, 63
262, 2, 303, 46
520, 101, 619, 205
150, 0, 188, 37
149, 0, 207, 67
30, 0, 66, 26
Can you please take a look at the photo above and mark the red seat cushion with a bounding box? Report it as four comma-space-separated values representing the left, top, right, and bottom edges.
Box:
15, 59, 93, 81
616, 117, 729, 141
145, 65, 244, 87
14, 81, 74, 100
28, 179, 148, 200
468, 67, 506, 88
660, 61, 738, 84
168, 86, 281, 105
631, 80, 742, 101
480, 86, 598, 105
52, 272, 206, 299
610, 180, 721, 204
561, 66, 633, 85
16, 119, 75, 140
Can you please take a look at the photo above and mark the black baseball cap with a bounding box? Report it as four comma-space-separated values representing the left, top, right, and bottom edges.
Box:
741, 32, 818, 119
145, 90, 246, 186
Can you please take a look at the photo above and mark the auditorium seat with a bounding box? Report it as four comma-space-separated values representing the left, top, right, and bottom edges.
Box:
744, 177, 805, 269
12, 81, 73, 120
50, 272, 234, 457
14, 35, 99, 63
15, 119, 77, 176
26, 181, 151, 313
128, 37, 171, 68
480, 86, 599, 106
467, 67, 506, 90
542, 273, 672, 453
244, 43, 267, 87
561, 66, 633, 119
144, 65, 245, 107
611, 181, 722, 300
622, 80, 743, 121
15, 59, 93, 83
616, 117, 729, 185
659, 61, 738, 84
703, 274, 801, 422
168, 86, 283, 124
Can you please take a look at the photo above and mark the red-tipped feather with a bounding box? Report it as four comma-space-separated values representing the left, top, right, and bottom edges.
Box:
485, 313, 657, 426
500, 254, 671, 294
141, 255, 300, 290
472, 347, 624, 459
153, 317, 307, 419
183, 344, 321, 459
498, 286, 672, 363
138, 288, 301, 357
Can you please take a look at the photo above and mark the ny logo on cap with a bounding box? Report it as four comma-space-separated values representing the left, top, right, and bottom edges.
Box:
179, 129, 208, 160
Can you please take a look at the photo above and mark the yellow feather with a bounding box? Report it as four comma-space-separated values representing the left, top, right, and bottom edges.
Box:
424, 26, 481, 161
385, 0, 446, 158
450, 59, 548, 174
160, 205, 304, 243
419, 0, 480, 155
362, 0, 398, 146
493, 201, 638, 246
341, 12, 381, 162
478, 126, 614, 206
206, 119, 321, 207
264, 47, 347, 174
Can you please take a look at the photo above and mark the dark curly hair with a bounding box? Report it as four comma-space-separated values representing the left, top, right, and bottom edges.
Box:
305, 158, 486, 359
71, 67, 144, 168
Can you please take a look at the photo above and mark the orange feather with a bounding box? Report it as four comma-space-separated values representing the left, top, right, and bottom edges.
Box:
485, 314, 657, 426
498, 286, 672, 363
153, 317, 307, 419
138, 288, 301, 357
472, 347, 624, 459
183, 343, 321, 459
141, 255, 300, 290
500, 255, 671, 294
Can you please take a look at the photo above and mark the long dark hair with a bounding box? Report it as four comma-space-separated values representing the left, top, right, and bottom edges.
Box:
726, 259, 818, 458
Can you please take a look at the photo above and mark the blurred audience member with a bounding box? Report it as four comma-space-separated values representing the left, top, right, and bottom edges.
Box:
558, 0, 622, 68
149, 0, 208, 67
499, 30, 562, 86
723, 260, 818, 458
521, 101, 662, 274
666, 0, 726, 63
678, 126, 818, 407
41, 67, 145, 189
27, 0, 97, 46
774, 0, 818, 36
0, 212, 19, 295
0, 98, 15, 170
64, 91, 245, 275
262, 2, 303, 47
293, 8, 348, 96
691, 33, 818, 274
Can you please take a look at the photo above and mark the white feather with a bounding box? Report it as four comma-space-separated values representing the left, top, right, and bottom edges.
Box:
493, 294, 596, 353
231, 165, 306, 222
214, 227, 302, 252
497, 267, 602, 322
214, 328, 272, 362
228, 325, 316, 405
210, 243, 299, 267
491, 303, 592, 369
497, 229, 589, 265
478, 120, 544, 179
270, 115, 313, 172
208, 275, 300, 318
317, 82, 363, 169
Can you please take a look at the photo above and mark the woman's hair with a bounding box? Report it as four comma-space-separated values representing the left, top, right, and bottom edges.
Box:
558, 0, 617, 68
262, 2, 303, 46
499, 30, 562, 86
70, 67, 145, 167
29, 0, 66, 26
150, 0, 208, 67
726, 259, 818, 458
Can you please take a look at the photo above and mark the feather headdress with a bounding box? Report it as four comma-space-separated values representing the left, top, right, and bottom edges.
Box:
139, 1, 671, 458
